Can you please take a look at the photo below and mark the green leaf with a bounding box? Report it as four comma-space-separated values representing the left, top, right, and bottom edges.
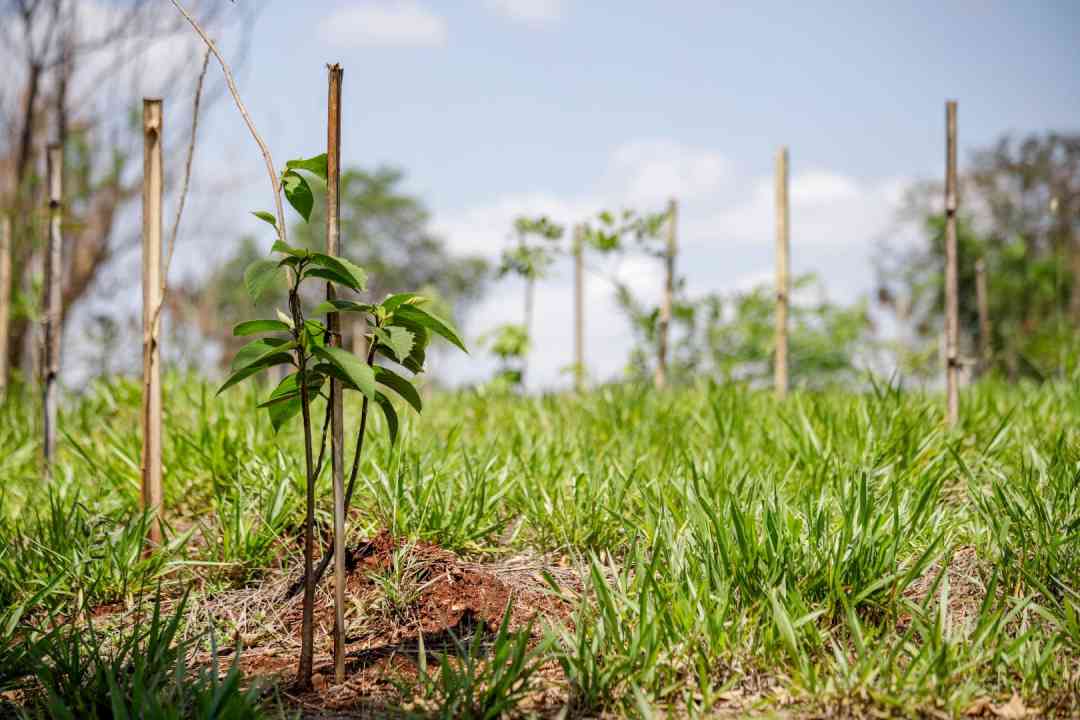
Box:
233, 319, 291, 337
391, 305, 467, 353
312, 345, 375, 400
282, 170, 314, 222
243, 259, 282, 302
251, 210, 277, 229
216, 363, 267, 395
373, 391, 399, 444
267, 394, 302, 433
259, 371, 325, 432
381, 293, 425, 313
374, 326, 415, 364
307, 254, 367, 292
230, 337, 289, 372
375, 365, 422, 413
303, 267, 360, 290
271, 239, 308, 257
218, 343, 294, 394
285, 154, 328, 181
312, 299, 375, 316
385, 315, 429, 373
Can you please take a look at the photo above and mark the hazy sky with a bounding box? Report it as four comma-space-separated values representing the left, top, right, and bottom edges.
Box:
146, 1, 1080, 387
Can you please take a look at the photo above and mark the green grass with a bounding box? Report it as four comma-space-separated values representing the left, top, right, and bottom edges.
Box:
1, 374, 1079, 717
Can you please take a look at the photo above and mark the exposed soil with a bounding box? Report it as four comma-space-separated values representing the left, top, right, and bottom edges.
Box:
184, 530, 578, 716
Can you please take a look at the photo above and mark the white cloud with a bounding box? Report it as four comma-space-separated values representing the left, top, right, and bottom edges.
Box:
434, 140, 910, 390
319, 2, 448, 48
484, 0, 565, 26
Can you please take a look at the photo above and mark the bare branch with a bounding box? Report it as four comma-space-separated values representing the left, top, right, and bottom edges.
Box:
169, 0, 287, 245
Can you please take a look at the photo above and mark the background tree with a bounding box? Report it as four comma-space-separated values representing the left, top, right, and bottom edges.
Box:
877, 131, 1080, 379
0, 0, 245, 385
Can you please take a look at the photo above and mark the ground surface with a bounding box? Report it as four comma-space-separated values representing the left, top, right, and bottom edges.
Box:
1, 376, 1079, 717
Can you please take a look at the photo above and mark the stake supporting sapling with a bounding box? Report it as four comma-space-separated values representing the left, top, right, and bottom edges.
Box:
325, 62, 347, 685
774, 147, 790, 400
944, 100, 959, 427
43, 144, 63, 476
141, 99, 164, 547
0, 214, 10, 398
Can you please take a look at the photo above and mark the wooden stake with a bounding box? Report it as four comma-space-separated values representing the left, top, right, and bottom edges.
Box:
42, 144, 63, 475
141, 99, 164, 545
975, 257, 991, 374
325, 64, 347, 685
944, 100, 960, 427
655, 198, 677, 390
774, 146, 790, 399
573, 224, 584, 391
0, 215, 11, 398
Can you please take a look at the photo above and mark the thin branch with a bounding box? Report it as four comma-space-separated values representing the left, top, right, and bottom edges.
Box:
151, 47, 209, 333
169, 0, 287, 245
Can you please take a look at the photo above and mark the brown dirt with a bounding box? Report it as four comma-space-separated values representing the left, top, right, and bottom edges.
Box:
183, 530, 578, 716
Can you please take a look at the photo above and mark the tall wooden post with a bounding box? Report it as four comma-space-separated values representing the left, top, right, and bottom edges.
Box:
141, 99, 164, 544
944, 100, 959, 427
0, 215, 11, 398
573, 224, 585, 391
655, 198, 677, 389
774, 147, 790, 399
975, 257, 991, 374
325, 64, 347, 685
42, 145, 63, 475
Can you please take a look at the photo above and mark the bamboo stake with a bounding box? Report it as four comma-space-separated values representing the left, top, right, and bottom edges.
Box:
573, 224, 585, 391
0, 215, 11, 398
975, 257, 991, 374
141, 99, 164, 546
325, 63, 346, 686
655, 198, 677, 389
42, 144, 62, 476
944, 100, 959, 427
774, 147, 790, 399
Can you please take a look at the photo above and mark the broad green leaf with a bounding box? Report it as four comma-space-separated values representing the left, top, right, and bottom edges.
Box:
233, 319, 290, 337
381, 293, 426, 313
374, 326, 414, 364
251, 210, 277, 229
243, 259, 282, 302
217, 342, 295, 394
267, 394, 302, 433
282, 170, 314, 222
385, 315, 429, 373
307, 254, 367, 292
303, 267, 360, 291
375, 365, 422, 413
391, 305, 467, 353
312, 345, 375, 400
271, 239, 308, 257
312, 299, 375, 316
373, 391, 399, 444
285, 153, 328, 181
216, 363, 266, 395
230, 337, 289, 372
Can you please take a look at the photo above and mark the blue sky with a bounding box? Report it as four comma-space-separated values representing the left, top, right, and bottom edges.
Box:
170, 0, 1080, 387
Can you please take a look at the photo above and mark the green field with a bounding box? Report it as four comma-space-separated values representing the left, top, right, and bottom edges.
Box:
1, 376, 1079, 718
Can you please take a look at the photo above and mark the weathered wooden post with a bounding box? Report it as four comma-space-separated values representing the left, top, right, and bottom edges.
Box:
573, 224, 585, 391
43, 144, 63, 475
325, 63, 347, 685
774, 146, 790, 399
944, 100, 960, 427
655, 198, 677, 389
0, 215, 11, 398
975, 257, 991, 374
141, 99, 164, 544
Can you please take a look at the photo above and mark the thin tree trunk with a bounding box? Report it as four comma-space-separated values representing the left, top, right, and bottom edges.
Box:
0, 215, 10, 398
944, 100, 960, 427
325, 63, 347, 686
774, 147, 790, 399
43, 145, 63, 476
141, 99, 164, 547
573, 224, 584, 392
655, 198, 677, 389
975, 257, 991, 375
